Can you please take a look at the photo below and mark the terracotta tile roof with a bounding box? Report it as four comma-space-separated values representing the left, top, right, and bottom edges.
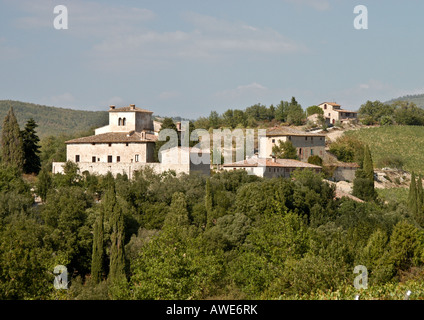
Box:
266, 126, 326, 137
109, 105, 153, 113
66, 131, 158, 144
320, 102, 341, 107
223, 157, 322, 169
335, 109, 358, 113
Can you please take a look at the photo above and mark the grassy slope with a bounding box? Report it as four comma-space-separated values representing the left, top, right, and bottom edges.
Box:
0, 100, 109, 138
345, 125, 424, 175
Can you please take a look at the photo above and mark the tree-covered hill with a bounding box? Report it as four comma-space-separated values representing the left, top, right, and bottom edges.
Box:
0, 100, 109, 138
385, 94, 424, 108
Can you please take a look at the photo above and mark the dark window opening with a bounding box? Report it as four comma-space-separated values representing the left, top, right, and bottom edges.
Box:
117, 156, 120, 162
108, 155, 112, 163
123, 118, 126, 126
75, 155, 80, 162
109, 143, 112, 147
92, 156, 96, 163
118, 118, 122, 126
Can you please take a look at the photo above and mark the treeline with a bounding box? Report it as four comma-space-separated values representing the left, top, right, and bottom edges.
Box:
194, 97, 307, 129
1, 162, 424, 299
359, 100, 424, 126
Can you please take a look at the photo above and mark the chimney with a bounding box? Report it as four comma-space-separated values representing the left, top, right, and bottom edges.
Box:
130, 104, 136, 110
109, 105, 115, 110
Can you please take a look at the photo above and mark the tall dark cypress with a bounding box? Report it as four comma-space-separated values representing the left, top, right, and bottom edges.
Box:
417, 174, 423, 213
108, 190, 126, 285
1, 107, 24, 171
205, 178, 213, 228
408, 172, 418, 215
91, 210, 104, 284
21, 118, 41, 174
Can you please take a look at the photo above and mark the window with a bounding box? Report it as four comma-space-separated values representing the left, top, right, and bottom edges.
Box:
117, 156, 120, 162
288, 136, 291, 140
109, 143, 112, 147
324, 104, 327, 109
123, 118, 126, 126
311, 137, 313, 141
108, 155, 112, 163
299, 148, 302, 156
126, 143, 129, 147
305, 137, 307, 141
92, 156, 96, 163
118, 118, 122, 126
135, 154, 139, 162
311, 149, 314, 156
272, 139, 275, 143
75, 155, 80, 162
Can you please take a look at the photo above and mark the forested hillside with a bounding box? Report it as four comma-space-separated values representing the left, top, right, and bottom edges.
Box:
0, 100, 108, 138
385, 94, 424, 108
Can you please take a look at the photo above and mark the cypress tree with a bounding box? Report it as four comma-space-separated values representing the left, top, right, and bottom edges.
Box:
91, 210, 104, 284
21, 118, 41, 174
108, 189, 126, 285
353, 144, 376, 201
408, 172, 418, 215
205, 178, 213, 228
36, 167, 52, 202
1, 107, 24, 171
363, 145, 374, 181
164, 192, 190, 229
417, 174, 423, 213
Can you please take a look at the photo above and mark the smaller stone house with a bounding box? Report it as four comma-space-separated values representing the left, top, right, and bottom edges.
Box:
222, 156, 322, 178
259, 127, 326, 162
318, 102, 358, 125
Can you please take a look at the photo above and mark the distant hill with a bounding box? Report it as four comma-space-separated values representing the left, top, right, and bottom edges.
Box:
385, 94, 424, 108
0, 100, 109, 139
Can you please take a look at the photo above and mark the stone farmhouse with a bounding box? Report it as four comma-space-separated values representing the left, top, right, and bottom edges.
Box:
52, 104, 210, 178
259, 126, 326, 162
318, 102, 358, 125
222, 156, 322, 178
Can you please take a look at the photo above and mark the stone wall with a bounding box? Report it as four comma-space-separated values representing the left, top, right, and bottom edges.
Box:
52, 161, 210, 178
67, 142, 152, 164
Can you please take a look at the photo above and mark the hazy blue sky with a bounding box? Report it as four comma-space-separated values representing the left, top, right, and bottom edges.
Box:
1, 0, 424, 118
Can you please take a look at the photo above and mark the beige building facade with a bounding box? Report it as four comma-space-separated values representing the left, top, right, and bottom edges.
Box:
52, 104, 210, 177
318, 102, 358, 125
259, 127, 326, 162
222, 156, 322, 178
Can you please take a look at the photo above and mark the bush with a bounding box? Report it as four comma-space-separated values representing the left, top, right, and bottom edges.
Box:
308, 155, 323, 166
378, 155, 404, 170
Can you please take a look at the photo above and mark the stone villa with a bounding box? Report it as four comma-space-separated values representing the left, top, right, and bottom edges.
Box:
52, 104, 210, 178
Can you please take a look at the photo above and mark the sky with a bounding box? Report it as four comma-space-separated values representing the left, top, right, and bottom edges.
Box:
1, 0, 424, 119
